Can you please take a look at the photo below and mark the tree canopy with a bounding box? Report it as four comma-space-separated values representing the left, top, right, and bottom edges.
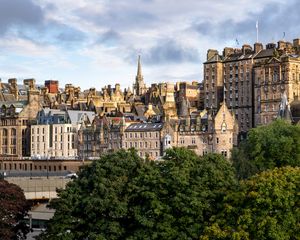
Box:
39, 148, 237, 240
201, 166, 300, 240
232, 120, 300, 179
0, 179, 29, 240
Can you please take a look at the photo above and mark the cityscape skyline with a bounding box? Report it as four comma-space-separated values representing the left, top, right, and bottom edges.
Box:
1, 0, 300, 89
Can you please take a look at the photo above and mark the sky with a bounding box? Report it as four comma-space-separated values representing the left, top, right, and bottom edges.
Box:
0, 0, 300, 90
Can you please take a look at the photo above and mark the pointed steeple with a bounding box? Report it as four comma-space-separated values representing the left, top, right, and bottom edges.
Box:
137, 55, 142, 77
134, 55, 146, 96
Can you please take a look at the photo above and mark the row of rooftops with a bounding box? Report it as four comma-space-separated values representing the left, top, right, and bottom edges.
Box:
205, 38, 300, 63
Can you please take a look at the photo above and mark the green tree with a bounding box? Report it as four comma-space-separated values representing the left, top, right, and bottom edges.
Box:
39, 149, 144, 240
39, 148, 236, 240
127, 148, 237, 239
201, 166, 300, 240
232, 120, 300, 178
0, 179, 30, 240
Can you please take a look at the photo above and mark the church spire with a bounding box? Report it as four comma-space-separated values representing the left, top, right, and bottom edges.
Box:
137, 55, 142, 77
134, 55, 146, 96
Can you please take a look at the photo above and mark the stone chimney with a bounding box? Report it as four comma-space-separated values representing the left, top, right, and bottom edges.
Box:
266, 43, 276, 49
277, 40, 286, 50
207, 49, 218, 60
293, 38, 300, 47
8, 78, 18, 100
254, 43, 263, 53
24, 78, 36, 90
242, 44, 252, 55
223, 47, 234, 57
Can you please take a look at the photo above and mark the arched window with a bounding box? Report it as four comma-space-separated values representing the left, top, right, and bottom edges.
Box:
11, 128, 17, 145
2, 129, 8, 145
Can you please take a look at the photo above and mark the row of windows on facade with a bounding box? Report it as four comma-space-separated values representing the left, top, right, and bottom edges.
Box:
257, 92, 283, 102
179, 137, 232, 144
206, 61, 252, 70
206, 71, 251, 81
0, 119, 17, 126
0, 163, 67, 171
0, 119, 28, 126
1, 147, 17, 154
31, 134, 75, 143
138, 151, 159, 158
124, 132, 160, 139
205, 81, 250, 94
32, 142, 75, 151
257, 103, 280, 113
123, 141, 160, 149
31, 126, 74, 134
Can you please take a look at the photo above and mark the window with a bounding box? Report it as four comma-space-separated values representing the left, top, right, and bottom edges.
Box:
216, 138, 219, 144
221, 150, 228, 157
221, 122, 227, 133
192, 137, 196, 144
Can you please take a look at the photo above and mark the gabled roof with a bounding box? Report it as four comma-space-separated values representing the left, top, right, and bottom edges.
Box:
67, 110, 95, 125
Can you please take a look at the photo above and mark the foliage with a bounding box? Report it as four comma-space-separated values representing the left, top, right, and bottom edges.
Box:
126, 149, 237, 239
200, 166, 300, 240
39, 148, 236, 240
0, 179, 30, 240
232, 120, 300, 178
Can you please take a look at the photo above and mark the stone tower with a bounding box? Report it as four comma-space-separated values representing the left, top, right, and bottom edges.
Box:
133, 55, 147, 96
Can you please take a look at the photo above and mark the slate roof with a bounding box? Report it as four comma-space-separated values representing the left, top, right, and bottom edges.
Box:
67, 110, 95, 124
125, 123, 164, 132
254, 48, 275, 59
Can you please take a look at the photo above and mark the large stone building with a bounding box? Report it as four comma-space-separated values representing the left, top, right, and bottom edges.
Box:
77, 115, 109, 159
253, 41, 300, 125
31, 108, 95, 159
0, 79, 41, 158
204, 38, 300, 133
175, 102, 238, 157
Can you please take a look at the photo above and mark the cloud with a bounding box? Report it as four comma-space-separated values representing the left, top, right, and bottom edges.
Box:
96, 30, 121, 46
73, 3, 158, 31
0, 0, 44, 35
192, 0, 300, 46
55, 25, 86, 43
141, 39, 200, 65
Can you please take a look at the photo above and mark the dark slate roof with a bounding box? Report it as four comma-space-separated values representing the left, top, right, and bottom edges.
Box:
125, 123, 164, 132
254, 48, 274, 59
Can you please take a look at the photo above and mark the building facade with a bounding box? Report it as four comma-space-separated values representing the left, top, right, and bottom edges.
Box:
204, 38, 300, 133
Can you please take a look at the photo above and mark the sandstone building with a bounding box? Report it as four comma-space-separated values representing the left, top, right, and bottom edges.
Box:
204, 38, 300, 133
